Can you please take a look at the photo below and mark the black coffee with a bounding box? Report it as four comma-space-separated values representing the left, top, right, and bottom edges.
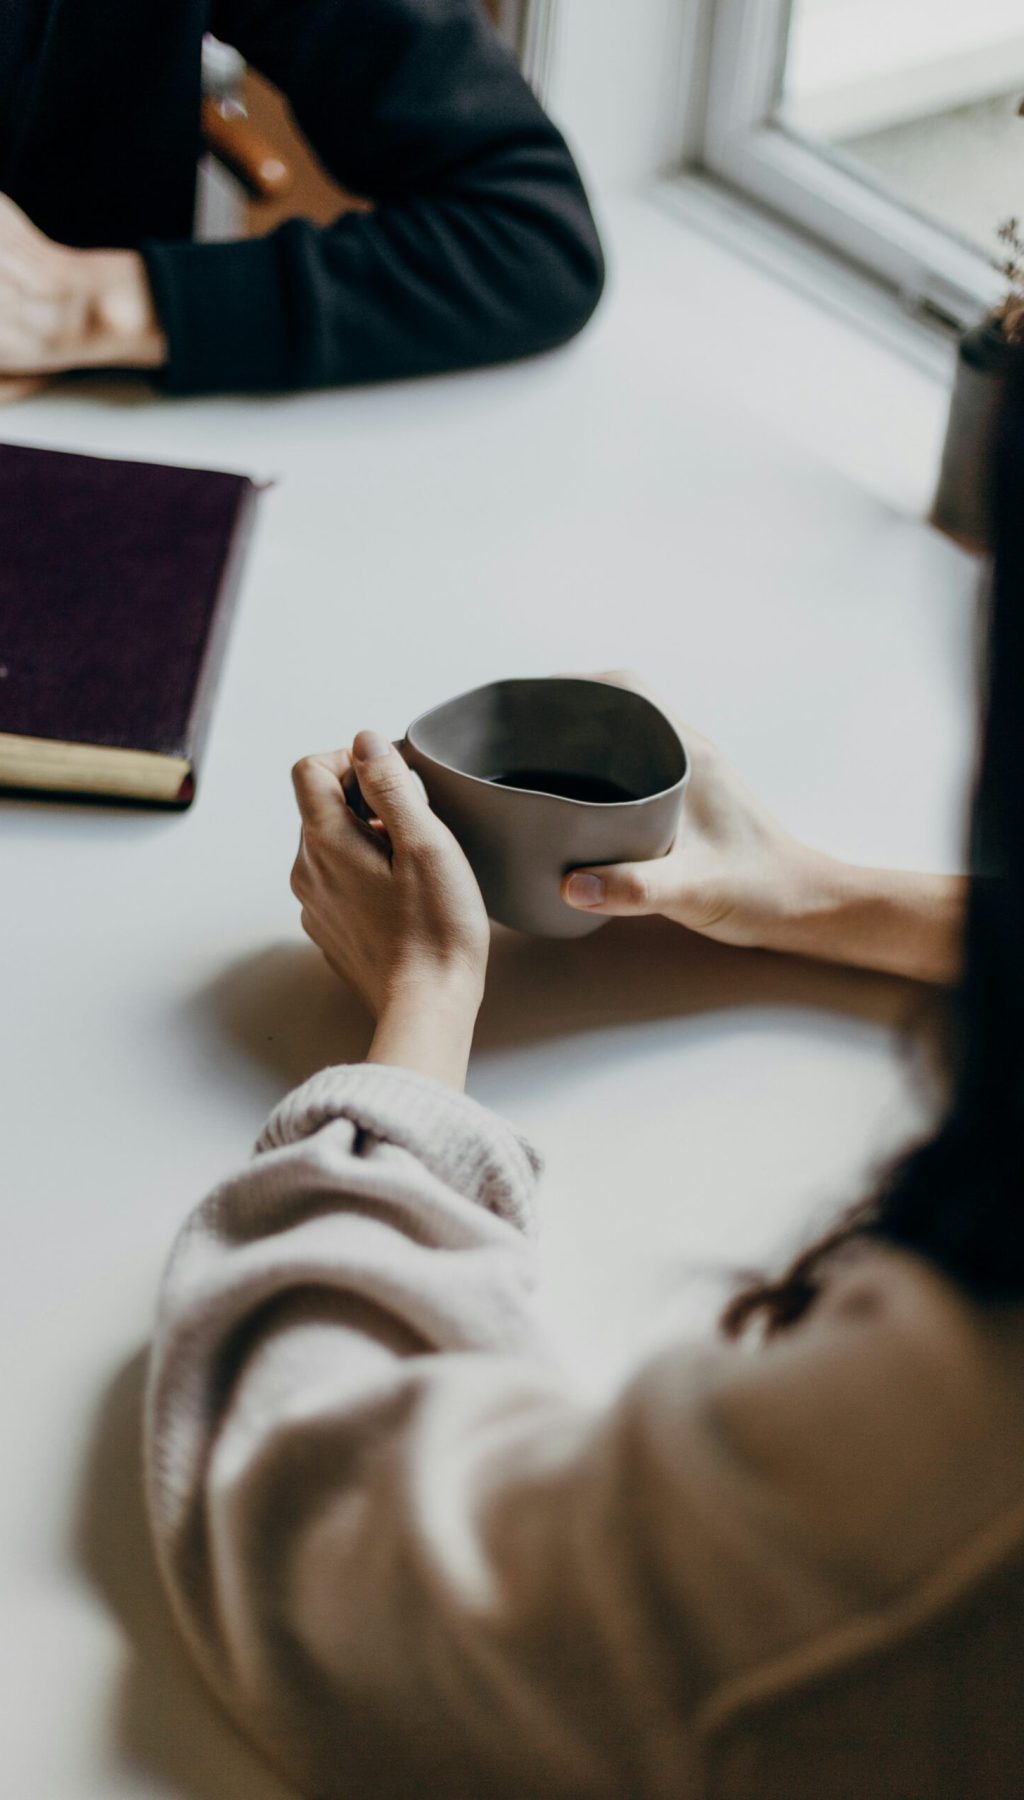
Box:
486, 769, 637, 804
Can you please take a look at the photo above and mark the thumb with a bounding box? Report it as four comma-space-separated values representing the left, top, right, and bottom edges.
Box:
351, 731, 431, 846
562, 858, 672, 917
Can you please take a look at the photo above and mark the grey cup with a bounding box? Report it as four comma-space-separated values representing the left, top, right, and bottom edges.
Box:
400, 678, 689, 938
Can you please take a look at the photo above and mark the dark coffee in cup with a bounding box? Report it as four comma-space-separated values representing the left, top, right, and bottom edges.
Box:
401, 678, 689, 938
486, 769, 638, 804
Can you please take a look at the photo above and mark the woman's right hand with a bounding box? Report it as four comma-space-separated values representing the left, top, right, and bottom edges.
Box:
560, 673, 826, 951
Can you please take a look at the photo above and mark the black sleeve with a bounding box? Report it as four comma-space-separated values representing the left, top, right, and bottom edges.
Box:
141, 0, 605, 395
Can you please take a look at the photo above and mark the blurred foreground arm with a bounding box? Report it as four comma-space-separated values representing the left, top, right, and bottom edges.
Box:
0, 4, 601, 397
142, 0, 604, 394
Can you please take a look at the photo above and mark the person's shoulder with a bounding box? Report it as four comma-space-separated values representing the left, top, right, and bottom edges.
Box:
671, 1245, 1024, 1593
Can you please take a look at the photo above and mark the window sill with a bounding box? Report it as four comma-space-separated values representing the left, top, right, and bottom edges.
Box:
620, 175, 963, 518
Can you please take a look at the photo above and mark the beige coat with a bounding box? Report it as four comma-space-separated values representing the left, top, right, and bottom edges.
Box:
145, 1063, 1024, 1798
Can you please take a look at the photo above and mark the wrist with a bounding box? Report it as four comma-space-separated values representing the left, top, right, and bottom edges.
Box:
752, 848, 853, 957
77, 250, 168, 370
383, 956, 487, 1017
758, 855, 966, 983
368, 966, 485, 1090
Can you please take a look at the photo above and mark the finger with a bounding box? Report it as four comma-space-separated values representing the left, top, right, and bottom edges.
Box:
561, 858, 672, 917
341, 758, 378, 825
289, 829, 308, 900
291, 750, 354, 828
0, 374, 44, 405
551, 668, 645, 693
350, 731, 433, 849
550, 669, 648, 695
588, 669, 646, 693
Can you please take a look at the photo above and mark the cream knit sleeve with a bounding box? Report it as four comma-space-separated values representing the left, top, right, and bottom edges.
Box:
143, 1063, 854, 1800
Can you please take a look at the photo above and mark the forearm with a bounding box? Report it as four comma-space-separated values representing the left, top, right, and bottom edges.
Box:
146, 0, 602, 394
143, 167, 601, 395
145, 1063, 545, 1791
763, 854, 967, 984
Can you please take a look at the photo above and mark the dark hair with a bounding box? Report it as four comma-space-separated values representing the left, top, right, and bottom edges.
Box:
724, 348, 1024, 1339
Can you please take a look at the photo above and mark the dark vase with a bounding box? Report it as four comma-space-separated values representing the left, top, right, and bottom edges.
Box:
931, 318, 1014, 552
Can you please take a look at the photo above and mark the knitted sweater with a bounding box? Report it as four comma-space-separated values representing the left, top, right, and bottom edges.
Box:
145, 1063, 1024, 1798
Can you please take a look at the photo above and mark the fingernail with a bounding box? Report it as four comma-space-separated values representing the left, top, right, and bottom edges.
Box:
566, 872, 605, 907
353, 731, 391, 762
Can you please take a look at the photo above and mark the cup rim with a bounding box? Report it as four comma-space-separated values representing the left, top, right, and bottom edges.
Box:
404, 676, 689, 808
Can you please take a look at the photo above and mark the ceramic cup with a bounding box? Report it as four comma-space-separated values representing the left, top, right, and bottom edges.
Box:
399, 677, 689, 938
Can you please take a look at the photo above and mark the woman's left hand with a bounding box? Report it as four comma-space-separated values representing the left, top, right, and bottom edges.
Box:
560, 671, 965, 984
291, 733, 491, 1085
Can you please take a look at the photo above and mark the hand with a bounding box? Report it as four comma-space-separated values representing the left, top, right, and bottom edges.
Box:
0, 193, 167, 377
560, 672, 822, 949
0, 374, 45, 405
291, 733, 491, 1084
560, 672, 965, 983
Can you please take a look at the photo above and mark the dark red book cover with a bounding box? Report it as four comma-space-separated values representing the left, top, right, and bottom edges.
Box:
0, 440, 259, 805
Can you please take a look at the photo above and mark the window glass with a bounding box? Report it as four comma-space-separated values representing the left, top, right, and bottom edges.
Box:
779, 0, 1024, 257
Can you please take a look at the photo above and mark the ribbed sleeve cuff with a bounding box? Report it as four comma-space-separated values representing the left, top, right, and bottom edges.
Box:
141, 234, 296, 395
255, 1064, 542, 1235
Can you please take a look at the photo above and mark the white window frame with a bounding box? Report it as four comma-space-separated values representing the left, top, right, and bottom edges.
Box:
497, 0, 561, 101
701, 0, 1002, 329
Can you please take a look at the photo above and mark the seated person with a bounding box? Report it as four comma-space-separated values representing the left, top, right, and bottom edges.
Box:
0, 0, 603, 400
141, 392, 1024, 1795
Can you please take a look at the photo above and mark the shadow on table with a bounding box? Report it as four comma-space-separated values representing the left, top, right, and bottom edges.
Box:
194, 914, 944, 1098
75, 1351, 298, 1800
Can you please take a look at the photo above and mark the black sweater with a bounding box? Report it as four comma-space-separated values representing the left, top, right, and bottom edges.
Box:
2, 0, 604, 394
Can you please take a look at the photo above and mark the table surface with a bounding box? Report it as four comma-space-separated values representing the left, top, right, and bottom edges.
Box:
1, 198, 979, 1799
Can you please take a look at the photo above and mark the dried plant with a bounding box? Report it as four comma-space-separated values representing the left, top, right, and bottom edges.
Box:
995, 217, 1024, 344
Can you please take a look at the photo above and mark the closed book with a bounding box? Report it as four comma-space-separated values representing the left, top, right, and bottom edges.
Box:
0, 440, 260, 805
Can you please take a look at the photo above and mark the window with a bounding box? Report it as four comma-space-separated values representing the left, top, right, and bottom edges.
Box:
495, 0, 560, 100
702, 0, 1022, 327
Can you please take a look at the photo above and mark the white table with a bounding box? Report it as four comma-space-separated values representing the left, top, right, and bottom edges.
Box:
1, 198, 979, 1799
